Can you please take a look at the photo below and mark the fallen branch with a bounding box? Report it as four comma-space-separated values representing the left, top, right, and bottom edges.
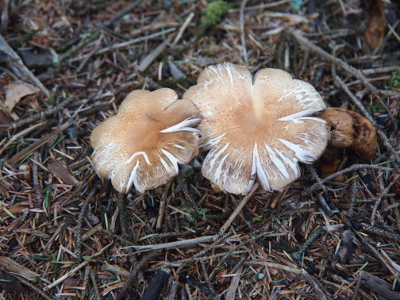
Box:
288, 29, 377, 93
0, 35, 50, 98
302, 164, 393, 195
122, 235, 219, 252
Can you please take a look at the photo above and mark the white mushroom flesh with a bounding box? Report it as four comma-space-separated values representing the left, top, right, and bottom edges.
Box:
183, 62, 329, 194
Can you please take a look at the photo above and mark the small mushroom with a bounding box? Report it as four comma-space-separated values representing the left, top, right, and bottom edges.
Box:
182, 62, 330, 195
317, 107, 378, 178
91, 89, 201, 193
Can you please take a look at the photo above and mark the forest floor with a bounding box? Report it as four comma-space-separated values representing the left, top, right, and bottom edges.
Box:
1, 0, 400, 299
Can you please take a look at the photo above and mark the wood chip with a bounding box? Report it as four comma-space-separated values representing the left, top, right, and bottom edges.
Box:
47, 159, 79, 185
0, 256, 42, 282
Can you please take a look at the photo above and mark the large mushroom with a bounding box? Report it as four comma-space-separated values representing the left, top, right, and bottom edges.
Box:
91, 89, 201, 194
182, 62, 330, 195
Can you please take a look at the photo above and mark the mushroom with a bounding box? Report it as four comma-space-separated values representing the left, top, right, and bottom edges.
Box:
317, 107, 378, 178
182, 62, 330, 195
91, 88, 201, 194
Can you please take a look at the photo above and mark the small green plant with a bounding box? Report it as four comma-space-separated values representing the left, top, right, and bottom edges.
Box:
184, 208, 209, 222
388, 69, 400, 90
202, 1, 230, 26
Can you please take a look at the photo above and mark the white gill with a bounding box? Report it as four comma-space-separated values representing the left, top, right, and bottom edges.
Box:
160, 149, 180, 174
160, 118, 201, 133
200, 133, 226, 150
278, 108, 326, 122
125, 160, 140, 193
252, 143, 271, 191
125, 151, 151, 166
279, 139, 317, 163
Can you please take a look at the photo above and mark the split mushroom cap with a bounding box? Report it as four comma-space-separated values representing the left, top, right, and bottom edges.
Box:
183, 62, 329, 195
318, 107, 377, 161
91, 89, 201, 194
317, 107, 378, 178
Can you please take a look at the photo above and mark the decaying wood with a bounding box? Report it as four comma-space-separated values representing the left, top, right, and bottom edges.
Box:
359, 271, 400, 300
0, 35, 50, 97
0, 256, 46, 283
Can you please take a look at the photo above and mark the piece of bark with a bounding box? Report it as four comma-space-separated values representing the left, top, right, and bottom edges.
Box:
19, 48, 58, 70
0, 256, 41, 282
225, 265, 243, 300
140, 269, 171, 300
0, 35, 50, 98
360, 270, 400, 299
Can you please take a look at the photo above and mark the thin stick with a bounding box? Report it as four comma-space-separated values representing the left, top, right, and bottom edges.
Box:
219, 183, 259, 235
156, 181, 172, 229
90, 270, 101, 300
2, 97, 73, 130
229, 0, 291, 12
76, 186, 98, 260
302, 164, 392, 195
0, 35, 50, 98
7, 119, 73, 164
138, 36, 171, 72
177, 176, 197, 208
288, 29, 377, 93
81, 266, 91, 299
116, 251, 160, 300
0, 0, 10, 33
71, 28, 176, 62
0, 122, 45, 156
44, 243, 113, 290
105, 0, 142, 26
8, 273, 53, 300
117, 193, 144, 283
244, 259, 302, 274
172, 12, 195, 46
240, 0, 249, 68
292, 227, 326, 260
122, 235, 219, 252
334, 75, 400, 164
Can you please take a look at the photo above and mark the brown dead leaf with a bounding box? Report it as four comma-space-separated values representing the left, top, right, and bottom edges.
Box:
5, 81, 40, 112
0, 205, 28, 217
362, 0, 386, 54
215, 269, 230, 286
47, 159, 79, 186
63, 277, 79, 289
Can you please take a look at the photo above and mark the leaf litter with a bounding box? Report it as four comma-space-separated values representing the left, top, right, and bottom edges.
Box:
0, 0, 400, 299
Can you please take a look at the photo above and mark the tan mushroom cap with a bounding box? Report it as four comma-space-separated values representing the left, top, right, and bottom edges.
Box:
183, 62, 329, 195
91, 88, 201, 194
